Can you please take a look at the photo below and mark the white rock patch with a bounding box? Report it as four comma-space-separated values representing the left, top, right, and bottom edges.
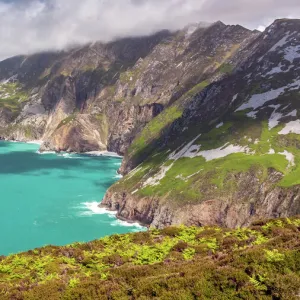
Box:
175, 170, 202, 182
268, 149, 275, 154
268, 32, 291, 52
258, 31, 292, 62
284, 45, 300, 63
125, 167, 143, 180
216, 122, 224, 129
268, 105, 283, 129
278, 120, 300, 135
176, 174, 186, 180
279, 150, 295, 167
182, 145, 201, 158
231, 94, 238, 104
236, 79, 300, 115
268, 106, 297, 130
169, 134, 201, 160
195, 144, 250, 162
263, 63, 293, 77
269, 113, 283, 129
246, 111, 258, 118
142, 163, 173, 187
285, 109, 297, 117
176, 62, 183, 68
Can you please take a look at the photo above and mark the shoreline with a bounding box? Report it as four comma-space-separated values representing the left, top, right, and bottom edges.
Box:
1, 138, 144, 231
116, 214, 149, 229
82, 201, 146, 230
98, 203, 149, 229
0, 138, 123, 159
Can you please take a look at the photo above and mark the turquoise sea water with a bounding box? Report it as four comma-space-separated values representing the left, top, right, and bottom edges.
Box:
0, 141, 144, 255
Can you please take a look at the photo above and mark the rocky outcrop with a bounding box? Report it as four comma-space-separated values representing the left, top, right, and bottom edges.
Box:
101, 169, 300, 228
107, 103, 163, 155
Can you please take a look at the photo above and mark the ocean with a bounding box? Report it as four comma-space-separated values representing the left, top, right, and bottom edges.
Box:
0, 141, 144, 255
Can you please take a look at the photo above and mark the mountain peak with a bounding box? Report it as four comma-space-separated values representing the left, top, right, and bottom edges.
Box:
212, 20, 226, 28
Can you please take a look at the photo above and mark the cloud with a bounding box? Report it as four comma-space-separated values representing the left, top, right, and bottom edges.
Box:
0, 0, 299, 60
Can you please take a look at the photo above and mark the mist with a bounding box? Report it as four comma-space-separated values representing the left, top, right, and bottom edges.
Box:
0, 0, 299, 60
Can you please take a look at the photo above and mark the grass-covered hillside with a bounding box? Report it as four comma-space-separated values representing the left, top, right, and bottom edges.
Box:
101, 20, 300, 229
119, 89, 300, 202
1, 217, 299, 299
0, 82, 28, 114
120, 21, 300, 201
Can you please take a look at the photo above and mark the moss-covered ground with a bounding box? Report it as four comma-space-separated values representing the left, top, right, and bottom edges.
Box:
0, 83, 28, 114
128, 105, 183, 159
0, 217, 299, 299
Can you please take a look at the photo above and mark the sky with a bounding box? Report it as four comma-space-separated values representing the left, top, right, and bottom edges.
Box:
0, 0, 299, 61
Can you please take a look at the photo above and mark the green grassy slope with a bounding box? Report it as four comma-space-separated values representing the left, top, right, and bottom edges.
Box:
0, 217, 299, 299
0, 83, 28, 114
115, 90, 300, 206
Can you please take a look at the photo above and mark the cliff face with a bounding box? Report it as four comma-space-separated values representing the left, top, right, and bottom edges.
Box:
0, 22, 257, 154
101, 19, 300, 228
1, 19, 300, 228
102, 169, 300, 228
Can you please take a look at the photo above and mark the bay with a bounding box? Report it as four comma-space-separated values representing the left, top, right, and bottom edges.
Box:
0, 141, 144, 255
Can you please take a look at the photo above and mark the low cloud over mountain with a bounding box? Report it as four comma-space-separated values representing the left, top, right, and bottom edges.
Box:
0, 0, 299, 60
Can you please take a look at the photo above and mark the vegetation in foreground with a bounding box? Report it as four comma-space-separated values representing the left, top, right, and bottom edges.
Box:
0, 217, 299, 299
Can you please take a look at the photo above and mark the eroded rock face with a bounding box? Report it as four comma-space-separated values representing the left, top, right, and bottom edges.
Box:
101, 169, 300, 228
0, 21, 258, 153
107, 103, 164, 155
101, 19, 300, 228
2, 19, 300, 229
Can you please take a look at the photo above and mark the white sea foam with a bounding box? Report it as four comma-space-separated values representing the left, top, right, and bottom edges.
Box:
58, 153, 85, 159
78, 202, 117, 217
110, 219, 145, 230
114, 174, 123, 179
36, 150, 56, 155
5, 139, 43, 145
27, 140, 43, 145
78, 202, 146, 230
85, 151, 123, 158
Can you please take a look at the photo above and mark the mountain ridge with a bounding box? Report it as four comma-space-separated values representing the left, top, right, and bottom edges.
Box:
101, 18, 300, 228
1, 18, 300, 228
